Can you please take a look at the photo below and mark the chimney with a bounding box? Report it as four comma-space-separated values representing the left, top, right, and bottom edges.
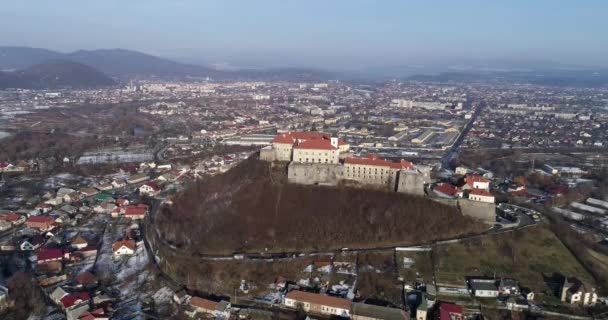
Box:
330, 137, 338, 148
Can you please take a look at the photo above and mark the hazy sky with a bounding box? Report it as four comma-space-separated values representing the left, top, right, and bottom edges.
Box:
1, 0, 607, 69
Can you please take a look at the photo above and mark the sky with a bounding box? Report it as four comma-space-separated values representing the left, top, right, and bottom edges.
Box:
1, 0, 607, 70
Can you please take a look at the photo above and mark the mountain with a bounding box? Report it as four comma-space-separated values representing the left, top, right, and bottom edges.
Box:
0, 60, 116, 89
0, 46, 334, 80
0, 46, 63, 70
66, 48, 221, 77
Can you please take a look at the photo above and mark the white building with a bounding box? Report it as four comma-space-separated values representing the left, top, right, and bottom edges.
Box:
469, 189, 495, 203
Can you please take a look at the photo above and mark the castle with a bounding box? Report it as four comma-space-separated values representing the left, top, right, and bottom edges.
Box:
261, 131, 430, 195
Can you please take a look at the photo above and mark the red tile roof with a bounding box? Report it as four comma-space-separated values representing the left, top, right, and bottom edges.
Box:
112, 239, 135, 252
124, 206, 146, 216
466, 174, 489, 186
60, 292, 91, 308
470, 188, 494, 197
0, 213, 21, 221
286, 290, 352, 310
272, 133, 295, 144
273, 131, 347, 150
434, 183, 458, 196
143, 182, 161, 191
345, 154, 413, 169
190, 297, 219, 311
439, 303, 463, 320
37, 248, 63, 262
294, 138, 336, 150
27, 216, 54, 224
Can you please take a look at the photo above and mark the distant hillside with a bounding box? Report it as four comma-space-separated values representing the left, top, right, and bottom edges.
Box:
0, 46, 333, 80
0, 60, 115, 89
66, 48, 221, 77
409, 69, 608, 87
0, 46, 63, 70
156, 157, 486, 255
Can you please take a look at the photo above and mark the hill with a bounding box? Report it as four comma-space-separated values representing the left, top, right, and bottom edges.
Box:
0, 60, 115, 89
0, 46, 333, 80
0, 46, 63, 70
156, 157, 486, 255
66, 48, 221, 78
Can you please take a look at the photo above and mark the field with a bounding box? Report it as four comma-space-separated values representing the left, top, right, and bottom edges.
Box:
433, 226, 595, 294
396, 249, 434, 287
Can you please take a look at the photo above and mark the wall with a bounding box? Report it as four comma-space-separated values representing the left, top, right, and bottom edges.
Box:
458, 199, 496, 223
259, 147, 275, 161
288, 163, 343, 186
397, 170, 429, 195
293, 148, 339, 164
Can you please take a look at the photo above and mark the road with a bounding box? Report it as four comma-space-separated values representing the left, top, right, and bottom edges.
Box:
440, 102, 485, 169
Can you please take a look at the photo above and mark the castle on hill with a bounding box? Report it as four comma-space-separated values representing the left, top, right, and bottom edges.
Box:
261, 131, 430, 194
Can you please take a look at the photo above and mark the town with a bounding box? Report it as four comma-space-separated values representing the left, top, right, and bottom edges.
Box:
0, 76, 607, 320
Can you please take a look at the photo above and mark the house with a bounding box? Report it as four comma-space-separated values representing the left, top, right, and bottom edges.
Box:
116, 198, 130, 207
351, 303, 409, 320
57, 187, 76, 198
50, 286, 69, 304
63, 192, 82, 203
437, 303, 463, 320
79, 245, 98, 258
433, 183, 459, 198
498, 278, 520, 296
0, 221, 11, 232
37, 248, 63, 265
561, 277, 598, 306
75, 271, 98, 288
79, 187, 98, 197
468, 189, 495, 203
139, 182, 161, 196
464, 175, 490, 191
26, 216, 55, 231
112, 239, 135, 257
65, 300, 91, 320
71, 236, 89, 249
96, 183, 113, 191
20, 235, 46, 251
284, 290, 351, 317
0, 212, 25, 225
111, 179, 126, 189
95, 193, 114, 203
123, 204, 148, 220
262, 131, 349, 162
469, 278, 499, 297
216, 300, 231, 319
35, 203, 54, 214
127, 173, 149, 184
190, 297, 219, 316
173, 289, 191, 305
45, 197, 64, 206
60, 204, 79, 215
416, 294, 430, 320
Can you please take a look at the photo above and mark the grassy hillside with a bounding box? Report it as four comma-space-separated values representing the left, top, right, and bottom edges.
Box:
433, 226, 595, 295
156, 158, 486, 255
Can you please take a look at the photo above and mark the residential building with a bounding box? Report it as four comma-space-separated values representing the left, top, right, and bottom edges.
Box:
561, 278, 598, 306
468, 189, 495, 203
112, 240, 135, 257
284, 290, 351, 317
26, 216, 55, 231
437, 303, 463, 320
351, 302, 409, 320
